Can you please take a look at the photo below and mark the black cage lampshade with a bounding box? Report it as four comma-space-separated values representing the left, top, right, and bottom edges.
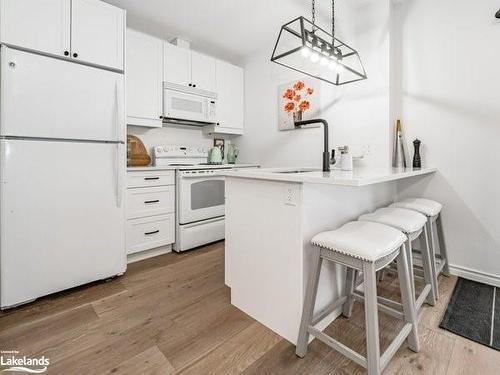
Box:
271, 16, 367, 86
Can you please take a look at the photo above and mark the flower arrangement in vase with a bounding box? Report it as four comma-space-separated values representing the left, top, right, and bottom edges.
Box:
282, 81, 315, 123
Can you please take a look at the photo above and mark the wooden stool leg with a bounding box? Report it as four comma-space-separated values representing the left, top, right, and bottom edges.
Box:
396, 244, 420, 353
421, 225, 437, 305
342, 267, 358, 318
427, 218, 440, 300
436, 215, 450, 276
362, 262, 381, 375
296, 247, 323, 357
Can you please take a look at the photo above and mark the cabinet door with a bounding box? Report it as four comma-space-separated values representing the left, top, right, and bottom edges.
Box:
216, 60, 244, 130
191, 51, 216, 92
0, 0, 71, 57
71, 0, 125, 70
126, 29, 163, 127
164, 42, 191, 87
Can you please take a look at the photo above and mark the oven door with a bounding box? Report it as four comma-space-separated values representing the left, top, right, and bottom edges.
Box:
163, 88, 207, 123
177, 170, 226, 224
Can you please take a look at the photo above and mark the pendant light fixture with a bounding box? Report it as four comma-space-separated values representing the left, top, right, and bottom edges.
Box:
271, 0, 367, 85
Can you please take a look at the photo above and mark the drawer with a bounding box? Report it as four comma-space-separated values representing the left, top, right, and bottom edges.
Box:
126, 214, 175, 255
126, 186, 175, 219
127, 170, 175, 188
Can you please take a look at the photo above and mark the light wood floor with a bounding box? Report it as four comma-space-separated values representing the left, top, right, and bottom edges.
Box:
1, 241, 499, 374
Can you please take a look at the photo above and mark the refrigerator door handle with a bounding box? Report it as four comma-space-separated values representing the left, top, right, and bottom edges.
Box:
116, 78, 125, 142
115, 144, 123, 208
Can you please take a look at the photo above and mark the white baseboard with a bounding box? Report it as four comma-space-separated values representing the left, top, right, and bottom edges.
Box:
127, 245, 172, 264
449, 264, 500, 288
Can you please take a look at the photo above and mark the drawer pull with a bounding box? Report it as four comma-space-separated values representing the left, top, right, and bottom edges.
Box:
144, 199, 160, 204
145, 230, 160, 236
144, 177, 160, 181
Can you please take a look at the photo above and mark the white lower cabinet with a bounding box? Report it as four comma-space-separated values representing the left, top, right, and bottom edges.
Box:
126, 214, 175, 255
126, 170, 175, 256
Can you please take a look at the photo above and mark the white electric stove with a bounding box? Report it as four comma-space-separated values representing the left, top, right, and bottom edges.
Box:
153, 145, 256, 252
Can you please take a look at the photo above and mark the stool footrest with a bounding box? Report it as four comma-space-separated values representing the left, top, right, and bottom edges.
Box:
308, 325, 367, 368
352, 291, 404, 320
380, 322, 413, 370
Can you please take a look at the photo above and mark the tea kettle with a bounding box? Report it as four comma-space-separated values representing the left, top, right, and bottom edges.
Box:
208, 146, 223, 165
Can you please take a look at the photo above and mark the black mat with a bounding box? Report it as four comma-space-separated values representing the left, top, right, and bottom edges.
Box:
440, 277, 499, 350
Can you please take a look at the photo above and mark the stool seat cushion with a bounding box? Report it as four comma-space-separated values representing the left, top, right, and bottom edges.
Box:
311, 221, 406, 262
358, 207, 427, 234
390, 198, 442, 217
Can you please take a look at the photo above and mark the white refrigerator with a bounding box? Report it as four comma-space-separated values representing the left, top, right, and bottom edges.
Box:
0, 46, 126, 308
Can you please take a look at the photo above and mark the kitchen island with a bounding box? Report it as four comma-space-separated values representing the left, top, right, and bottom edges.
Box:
222, 167, 436, 344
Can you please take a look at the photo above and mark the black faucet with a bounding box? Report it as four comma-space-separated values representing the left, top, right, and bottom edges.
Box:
294, 119, 330, 172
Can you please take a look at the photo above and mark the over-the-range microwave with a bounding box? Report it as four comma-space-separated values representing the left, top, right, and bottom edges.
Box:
163, 82, 217, 126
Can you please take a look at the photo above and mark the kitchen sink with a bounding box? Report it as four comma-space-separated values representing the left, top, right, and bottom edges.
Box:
274, 169, 319, 174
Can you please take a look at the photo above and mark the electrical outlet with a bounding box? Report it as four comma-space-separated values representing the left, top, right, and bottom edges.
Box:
362, 142, 373, 157
284, 184, 299, 206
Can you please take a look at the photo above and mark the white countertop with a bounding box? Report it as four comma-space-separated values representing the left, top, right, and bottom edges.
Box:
221, 166, 437, 186
127, 163, 259, 172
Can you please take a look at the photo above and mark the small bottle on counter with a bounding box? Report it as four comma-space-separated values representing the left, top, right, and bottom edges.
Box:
339, 146, 353, 171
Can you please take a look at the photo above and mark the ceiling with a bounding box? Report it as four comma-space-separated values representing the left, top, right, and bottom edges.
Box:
103, 0, 335, 64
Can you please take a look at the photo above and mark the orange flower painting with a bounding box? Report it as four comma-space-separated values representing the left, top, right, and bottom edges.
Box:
281, 80, 315, 114
279, 79, 320, 131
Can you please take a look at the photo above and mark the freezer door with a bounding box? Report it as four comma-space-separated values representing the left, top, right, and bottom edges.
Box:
0, 47, 125, 142
0, 139, 126, 308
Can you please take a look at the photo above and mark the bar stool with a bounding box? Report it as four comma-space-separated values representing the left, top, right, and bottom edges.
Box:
296, 221, 419, 375
390, 198, 449, 300
358, 207, 436, 309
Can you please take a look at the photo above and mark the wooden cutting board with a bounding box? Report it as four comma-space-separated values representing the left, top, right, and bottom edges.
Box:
127, 135, 151, 167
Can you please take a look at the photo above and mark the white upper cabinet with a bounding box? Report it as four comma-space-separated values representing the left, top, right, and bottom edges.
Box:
71, 0, 124, 70
213, 60, 244, 133
126, 29, 163, 127
164, 42, 191, 87
191, 51, 216, 92
0, 0, 124, 71
164, 42, 217, 92
0, 0, 71, 57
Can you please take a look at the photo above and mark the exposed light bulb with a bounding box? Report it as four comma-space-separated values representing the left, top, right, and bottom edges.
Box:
336, 63, 345, 73
328, 60, 337, 70
310, 52, 320, 63
320, 56, 329, 66
300, 47, 311, 58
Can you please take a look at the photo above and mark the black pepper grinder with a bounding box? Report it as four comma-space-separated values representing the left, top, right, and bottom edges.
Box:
412, 139, 422, 168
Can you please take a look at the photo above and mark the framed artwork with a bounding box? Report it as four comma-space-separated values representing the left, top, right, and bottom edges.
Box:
278, 79, 322, 131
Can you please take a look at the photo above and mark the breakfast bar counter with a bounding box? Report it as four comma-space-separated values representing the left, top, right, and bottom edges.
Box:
222, 167, 436, 344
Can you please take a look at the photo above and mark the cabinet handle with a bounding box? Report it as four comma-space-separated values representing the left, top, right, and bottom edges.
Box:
145, 230, 160, 236
73, 53, 78, 58
193, 84, 197, 88
144, 177, 160, 181
64, 51, 69, 56
188, 83, 192, 87
144, 200, 160, 204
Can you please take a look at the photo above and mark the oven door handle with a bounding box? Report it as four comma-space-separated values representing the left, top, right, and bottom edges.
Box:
180, 174, 226, 179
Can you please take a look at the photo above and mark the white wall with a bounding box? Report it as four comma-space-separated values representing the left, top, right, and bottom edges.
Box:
236, 0, 392, 168
127, 125, 215, 156
396, 0, 500, 280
